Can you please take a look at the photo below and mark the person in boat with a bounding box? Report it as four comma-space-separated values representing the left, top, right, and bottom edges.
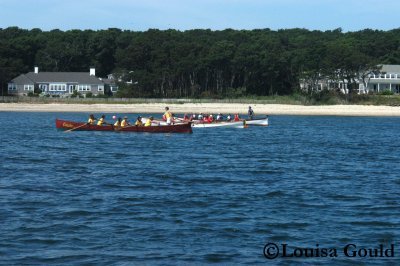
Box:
135, 116, 143, 126
216, 113, 223, 121
198, 113, 204, 120
207, 114, 214, 123
234, 113, 240, 121
164, 106, 173, 125
121, 116, 130, 127
144, 116, 154, 126
183, 114, 189, 121
226, 114, 232, 121
191, 114, 196, 121
87, 114, 96, 125
97, 114, 109, 126
248, 106, 254, 120
114, 117, 122, 127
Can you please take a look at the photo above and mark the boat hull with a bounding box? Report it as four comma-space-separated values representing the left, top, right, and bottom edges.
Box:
245, 116, 269, 126
191, 120, 245, 128
56, 119, 192, 133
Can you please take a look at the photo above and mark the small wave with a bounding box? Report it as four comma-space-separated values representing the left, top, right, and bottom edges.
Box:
265, 190, 286, 197
62, 210, 96, 217
349, 221, 398, 227
203, 253, 235, 263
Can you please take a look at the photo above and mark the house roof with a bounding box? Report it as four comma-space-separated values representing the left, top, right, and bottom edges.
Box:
12, 74, 35, 85
380, 64, 400, 74
101, 78, 118, 86
11, 72, 104, 85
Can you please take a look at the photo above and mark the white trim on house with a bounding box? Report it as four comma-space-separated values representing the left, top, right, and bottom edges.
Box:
369, 73, 400, 80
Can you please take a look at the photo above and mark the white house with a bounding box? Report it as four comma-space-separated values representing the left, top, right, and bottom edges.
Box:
360, 64, 400, 94
300, 64, 400, 94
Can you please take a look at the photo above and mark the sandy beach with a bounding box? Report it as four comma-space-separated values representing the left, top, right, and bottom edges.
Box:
1, 103, 400, 116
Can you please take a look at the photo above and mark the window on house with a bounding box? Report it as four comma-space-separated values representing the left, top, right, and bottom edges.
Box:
24, 85, 34, 91
78, 85, 91, 91
8, 84, 16, 90
49, 84, 66, 91
39, 84, 47, 90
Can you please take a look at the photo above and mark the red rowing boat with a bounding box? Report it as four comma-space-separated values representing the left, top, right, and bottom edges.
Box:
56, 119, 192, 133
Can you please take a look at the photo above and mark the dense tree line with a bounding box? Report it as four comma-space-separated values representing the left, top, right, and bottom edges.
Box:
1, 27, 400, 97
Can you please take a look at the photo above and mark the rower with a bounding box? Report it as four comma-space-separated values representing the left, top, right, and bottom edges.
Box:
164, 106, 173, 125
97, 114, 107, 126
135, 116, 143, 126
114, 117, 122, 127
87, 114, 96, 125
144, 116, 154, 126
234, 113, 240, 121
121, 116, 130, 127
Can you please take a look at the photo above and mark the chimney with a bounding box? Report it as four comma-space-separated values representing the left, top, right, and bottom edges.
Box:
34, 66, 39, 74
90, 68, 96, 76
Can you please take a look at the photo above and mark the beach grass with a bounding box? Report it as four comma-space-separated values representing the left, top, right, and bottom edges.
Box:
2, 93, 400, 106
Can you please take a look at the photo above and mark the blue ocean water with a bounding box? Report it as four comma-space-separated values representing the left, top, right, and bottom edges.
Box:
0, 112, 399, 265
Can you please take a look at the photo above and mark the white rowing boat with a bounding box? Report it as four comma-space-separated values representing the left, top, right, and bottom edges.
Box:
245, 116, 269, 126
174, 116, 269, 128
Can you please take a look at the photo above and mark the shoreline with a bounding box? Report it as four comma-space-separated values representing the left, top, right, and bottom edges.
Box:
1, 103, 400, 116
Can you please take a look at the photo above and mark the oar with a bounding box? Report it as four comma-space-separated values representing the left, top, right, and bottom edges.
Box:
64, 123, 88, 132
